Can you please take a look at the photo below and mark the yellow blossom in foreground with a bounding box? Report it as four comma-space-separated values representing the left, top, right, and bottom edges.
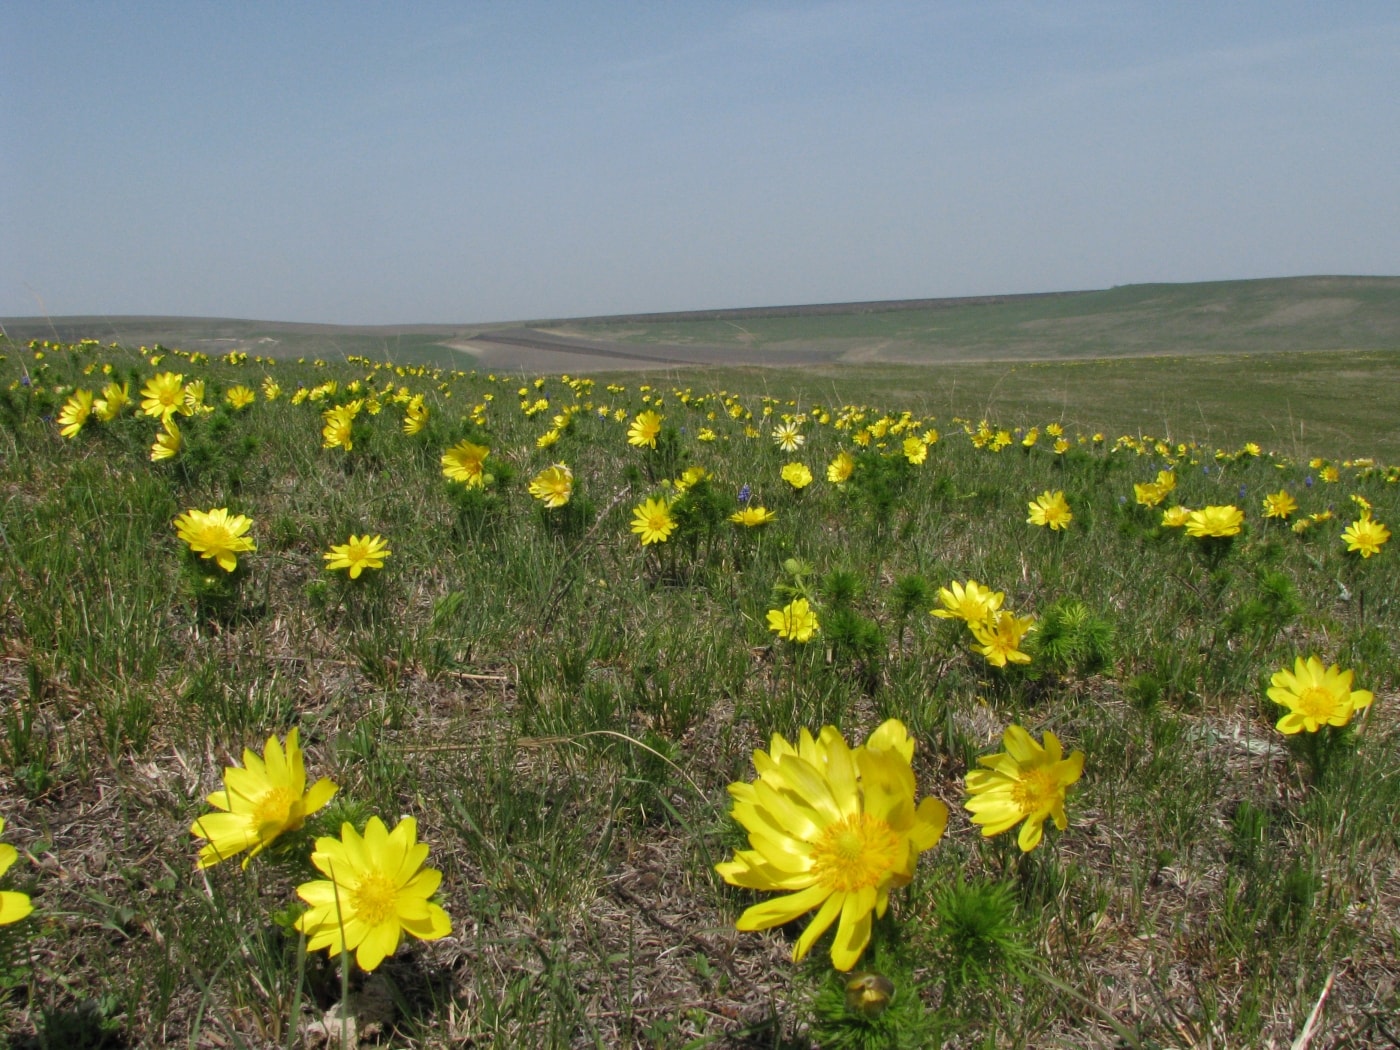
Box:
969, 611, 1035, 667
321, 403, 359, 451
140, 372, 185, 420
827, 451, 856, 484
631, 497, 676, 545
716, 720, 947, 971
441, 440, 490, 487
903, 437, 927, 464
1262, 490, 1298, 520
295, 816, 452, 972
781, 462, 814, 490
1026, 490, 1073, 530
931, 580, 1003, 625
1341, 511, 1389, 558
965, 725, 1084, 852
0, 818, 34, 926
730, 506, 776, 527
627, 410, 663, 448
767, 598, 820, 643
1268, 656, 1373, 734
324, 534, 391, 579
528, 463, 574, 508
190, 728, 337, 869
1185, 505, 1244, 538
173, 507, 256, 572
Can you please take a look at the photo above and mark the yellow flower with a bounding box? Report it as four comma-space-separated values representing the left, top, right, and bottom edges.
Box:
140, 372, 185, 420
730, 506, 776, 527
767, 598, 820, 643
627, 410, 663, 448
0, 818, 34, 926
225, 385, 256, 411
261, 377, 282, 401
528, 463, 574, 508
1341, 511, 1389, 558
1026, 490, 1072, 530
969, 611, 1035, 667
57, 389, 95, 438
190, 728, 338, 869
181, 379, 212, 417
322, 403, 359, 451
1320, 465, 1339, 483
781, 462, 814, 490
1161, 505, 1191, 528
93, 380, 131, 421
150, 418, 182, 462
773, 421, 805, 452
1185, 505, 1244, 538
174, 507, 256, 572
295, 816, 452, 972
1261, 490, 1298, 520
902, 437, 927, 465
1268, 656, 1373, 734
535, 428, 561, 449
631, 497, 676, 545
827, 451, 856, 485
965, 725, 1084, 852
716, 720, 947, 971
324, 534, 391, 579
441, 440, 490, 487
931, 580, 1003, 625
402, 397, 429, 435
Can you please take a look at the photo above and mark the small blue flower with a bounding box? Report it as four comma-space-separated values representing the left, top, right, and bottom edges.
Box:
1203, 465, 1210, 475
738, 484, 752, 505
1305, 475, 1314, 488
1238, 485, 1247, 500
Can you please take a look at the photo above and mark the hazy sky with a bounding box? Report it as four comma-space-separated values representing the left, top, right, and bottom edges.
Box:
4, 2, 1399, 325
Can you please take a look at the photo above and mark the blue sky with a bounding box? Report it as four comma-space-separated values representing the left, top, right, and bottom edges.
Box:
4, 2, 1398, 325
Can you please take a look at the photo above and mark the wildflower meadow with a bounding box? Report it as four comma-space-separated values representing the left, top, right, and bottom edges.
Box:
0, 335, 1397, 1047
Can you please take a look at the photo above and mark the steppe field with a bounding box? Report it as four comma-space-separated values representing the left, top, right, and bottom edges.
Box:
1, 276, 1398, 1048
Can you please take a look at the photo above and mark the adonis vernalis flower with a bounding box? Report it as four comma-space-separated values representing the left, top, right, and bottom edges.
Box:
730, 506, 776, 527
1268, 656, 1373, 734
441, 440, 490, 487
969, 610, 1035, 667
627, 410, 663, 449
827, 451, 856, 485
630, 497, 676, 545
190, 728, 337, 869
225, 385, 256, 411
295, 816, 452, 972
324, 534, 391, 579
1341, 511, 1389, 558
1185, 505, 1244, 538
140, 372, 185, 420
716, 720, 947, 971
781, 462, 814, 490
767, 597, 820, 643
1026, 490, 1073, 530
173, 507, 256, 573
528, 463, 574, 508
1262, 490, 1298, 520
965, 724, 1084, 852
931, 580, 1003, 626
150, 418, 182, 462
0, 818, 34, 926
57, 389, 94, 438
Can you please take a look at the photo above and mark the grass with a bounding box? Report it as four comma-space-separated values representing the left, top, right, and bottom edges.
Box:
0, 333, 1398, 1047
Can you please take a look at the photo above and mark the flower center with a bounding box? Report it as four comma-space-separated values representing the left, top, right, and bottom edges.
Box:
251, 786, 297, 833
1010, 768, 1057, 816
350, 871, 399, 927
1296, 685, 1339, 720
810, 813, 903, 893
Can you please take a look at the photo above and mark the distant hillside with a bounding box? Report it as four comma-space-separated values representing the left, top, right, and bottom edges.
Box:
3, 275, 1398, 371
